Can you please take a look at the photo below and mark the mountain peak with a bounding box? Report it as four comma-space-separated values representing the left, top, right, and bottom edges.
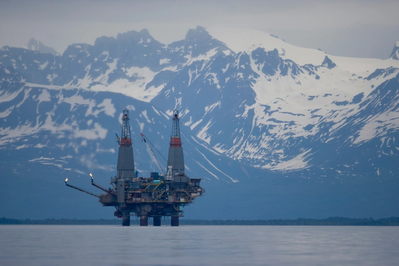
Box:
185, 26, 212, 41
139, 28, 150, 35
27, 38, 39, 49
389, 41, 399, 60
26, 38, 59, 56
116, 29, 155, 42
321, 56, 336, 69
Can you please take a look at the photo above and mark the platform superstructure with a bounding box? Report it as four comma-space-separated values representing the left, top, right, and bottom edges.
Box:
65, 109, 205, 226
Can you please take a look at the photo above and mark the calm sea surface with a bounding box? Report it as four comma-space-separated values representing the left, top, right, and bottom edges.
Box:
0, 225, 398, 266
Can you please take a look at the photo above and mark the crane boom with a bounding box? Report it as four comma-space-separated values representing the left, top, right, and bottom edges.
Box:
140, 133, 165, 175
115, 133, 121, 145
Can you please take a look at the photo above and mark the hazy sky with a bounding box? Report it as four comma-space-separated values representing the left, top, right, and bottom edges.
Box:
1, 0, 398, 59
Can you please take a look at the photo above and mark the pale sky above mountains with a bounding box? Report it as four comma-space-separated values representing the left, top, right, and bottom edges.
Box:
0, 0, 398, 59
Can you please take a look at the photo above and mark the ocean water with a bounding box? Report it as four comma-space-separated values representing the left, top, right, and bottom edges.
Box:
0, 225, 398, 266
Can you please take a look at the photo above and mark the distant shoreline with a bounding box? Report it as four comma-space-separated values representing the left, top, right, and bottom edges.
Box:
1, 217, 398, 226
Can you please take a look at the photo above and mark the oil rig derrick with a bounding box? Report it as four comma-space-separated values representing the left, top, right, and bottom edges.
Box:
65, 109, 205, 226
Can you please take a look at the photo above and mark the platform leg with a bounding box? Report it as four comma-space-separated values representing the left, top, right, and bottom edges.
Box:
122, 211, 130, 226
153, 216, 161, 226
140, 215, 148, 226
171, 216, 179, 226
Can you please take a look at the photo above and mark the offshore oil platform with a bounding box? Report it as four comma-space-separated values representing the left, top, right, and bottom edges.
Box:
65, 109, 205, 226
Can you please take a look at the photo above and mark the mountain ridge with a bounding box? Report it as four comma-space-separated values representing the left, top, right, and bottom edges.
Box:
1, 26, 398, 220
26, 38, 59, 56
1, 27, 399, 173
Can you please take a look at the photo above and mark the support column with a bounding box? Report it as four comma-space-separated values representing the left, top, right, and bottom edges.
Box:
140, 215, 148, 226
171, 216, 179, 226
122, 211, 130, 226
153, 216, 161, 226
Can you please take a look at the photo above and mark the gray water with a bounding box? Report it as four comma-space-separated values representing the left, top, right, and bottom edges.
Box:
0, 225, 398, 266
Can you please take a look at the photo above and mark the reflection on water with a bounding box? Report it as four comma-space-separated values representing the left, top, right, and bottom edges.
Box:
0, 225, 398, 266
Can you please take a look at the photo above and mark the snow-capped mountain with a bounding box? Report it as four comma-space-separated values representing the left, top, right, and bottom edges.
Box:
1, 26, 398, 220
390, 41, 399, 60
26, 38, 59, 56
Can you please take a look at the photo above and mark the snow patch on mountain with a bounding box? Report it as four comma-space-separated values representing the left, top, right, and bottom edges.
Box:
354, 110, 399, 145
195, 148, 238, 183
208, 27, 326, 66
329, 56, 399, 73
39, 61, 48, 70
196, 120, 213, 145
73, 123, 107, 140
190, 119, 203, 130
141, 110, 152, 123
184, 47, 218, 66
0, 87, 115, 146
264, 148, 313, 171
248, 55, 373, 138
208, 27, 399, 73
79, 153, 114, 171
0, 86, 25, 104
97, 99, 116, 117
16, 88, 31, 108
204, 101, 221, 115
60, 93, 94, 112
0, 106, 13, 118
36, 89, 51, 113
37, 88, 51, 102
90, 66, 162, 102
28, 156, 65, 169
194, 160, 219, 181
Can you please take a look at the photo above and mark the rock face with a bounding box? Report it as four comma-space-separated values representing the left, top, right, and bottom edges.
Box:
26, 38, 59, 56
1, 27, 399, 220
390, 41, 399, 60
